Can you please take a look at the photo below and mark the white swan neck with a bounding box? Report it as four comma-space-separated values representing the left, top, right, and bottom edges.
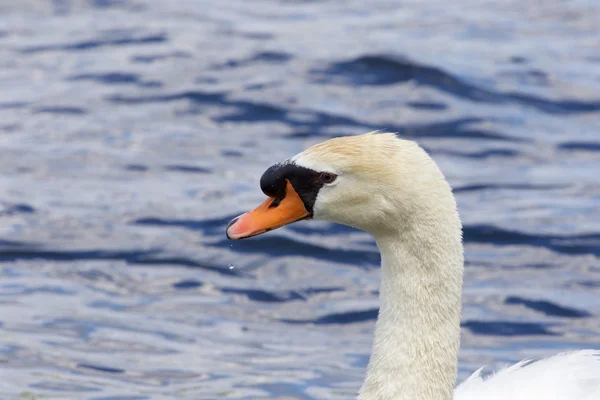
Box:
358, 224, 464, 400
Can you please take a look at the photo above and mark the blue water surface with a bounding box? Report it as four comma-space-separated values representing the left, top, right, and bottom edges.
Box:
0, 1, 599, 399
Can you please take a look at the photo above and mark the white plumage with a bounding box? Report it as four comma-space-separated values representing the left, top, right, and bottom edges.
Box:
455, 350, 600, 400
228, 132, 600, 400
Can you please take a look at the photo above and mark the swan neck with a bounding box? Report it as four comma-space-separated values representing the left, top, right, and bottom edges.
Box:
358, 224, 464, 400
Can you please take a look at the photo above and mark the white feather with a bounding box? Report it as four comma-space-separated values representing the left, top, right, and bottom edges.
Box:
251, 132, 600, 400
455, 350, 600, 400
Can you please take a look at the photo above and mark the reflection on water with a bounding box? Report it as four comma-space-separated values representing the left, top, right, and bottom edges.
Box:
0, 0, 599, 398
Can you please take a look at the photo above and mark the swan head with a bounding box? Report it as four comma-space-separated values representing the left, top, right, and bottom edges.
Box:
227, 132, 454, 239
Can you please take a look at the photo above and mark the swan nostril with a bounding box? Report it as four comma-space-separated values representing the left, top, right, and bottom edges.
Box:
269, 192, 286, 208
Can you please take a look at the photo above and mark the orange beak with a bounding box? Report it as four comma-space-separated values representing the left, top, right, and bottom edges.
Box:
226, 180, 310, 240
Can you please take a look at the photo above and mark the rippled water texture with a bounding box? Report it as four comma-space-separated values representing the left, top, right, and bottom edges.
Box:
1, 1, 600, 399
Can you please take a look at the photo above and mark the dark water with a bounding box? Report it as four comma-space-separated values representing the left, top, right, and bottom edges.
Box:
1, 1, 600, 399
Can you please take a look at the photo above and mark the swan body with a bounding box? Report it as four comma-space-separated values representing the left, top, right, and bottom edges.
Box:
226, 132, 600, 400
455, 350, 600, 400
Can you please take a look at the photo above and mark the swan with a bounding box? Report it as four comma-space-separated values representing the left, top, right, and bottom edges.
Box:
225, 132, 600, 400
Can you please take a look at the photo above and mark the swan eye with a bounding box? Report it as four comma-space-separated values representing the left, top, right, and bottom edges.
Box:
320, 172, 337, 184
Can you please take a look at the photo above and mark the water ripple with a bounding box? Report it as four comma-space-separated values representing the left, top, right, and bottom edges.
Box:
0, 246, 240, 276
462, 321, 558, 336
313, 55, 600, 114
21, 32, 167, 53
505, 296, 591, 318
464, 225, 600, 256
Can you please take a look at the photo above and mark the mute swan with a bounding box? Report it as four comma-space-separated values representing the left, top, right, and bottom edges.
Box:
226, 132, 600, 400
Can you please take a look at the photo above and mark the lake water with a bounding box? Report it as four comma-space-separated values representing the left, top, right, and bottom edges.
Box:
1, 1, 599, 399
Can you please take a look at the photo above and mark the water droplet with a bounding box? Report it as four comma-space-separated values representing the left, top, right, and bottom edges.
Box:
228, 264, 234, 270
